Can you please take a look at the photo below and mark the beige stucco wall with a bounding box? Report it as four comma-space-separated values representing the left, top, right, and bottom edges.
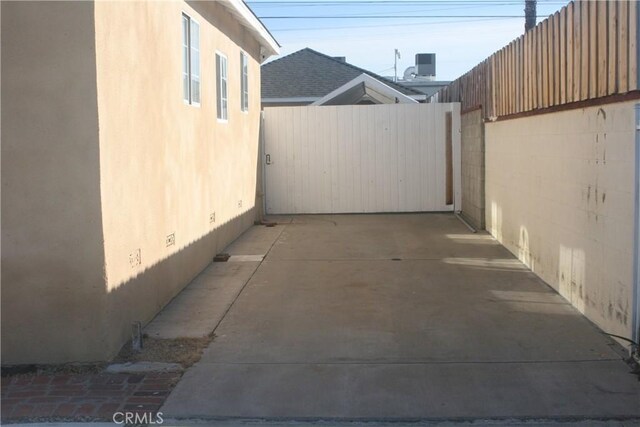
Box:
460, 109, 485, 230
485, 100, 637, 339
2, 0, 264, 363
95, 0, 263, 358
1, 1, 108, 364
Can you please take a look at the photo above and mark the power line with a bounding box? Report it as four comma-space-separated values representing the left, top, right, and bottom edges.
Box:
249, 1, 564, 5
249, 0, 562, 3
272, 16, 514, 31
259, 14, 547, 18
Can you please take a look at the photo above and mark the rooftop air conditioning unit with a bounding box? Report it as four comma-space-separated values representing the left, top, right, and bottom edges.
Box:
415, 53, 436, 77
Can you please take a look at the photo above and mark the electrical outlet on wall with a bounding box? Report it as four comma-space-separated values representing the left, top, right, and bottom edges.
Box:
210, 212, 216, 224
129, 249, 141, 268
166, 233, 175, 247
238, 199, 243, 208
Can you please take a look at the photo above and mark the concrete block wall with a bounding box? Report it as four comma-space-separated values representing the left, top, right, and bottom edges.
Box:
460, 108, 485, 229
485, 100, 637, 340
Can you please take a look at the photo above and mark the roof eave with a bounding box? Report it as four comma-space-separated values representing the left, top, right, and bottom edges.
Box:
218, 0, 280, 60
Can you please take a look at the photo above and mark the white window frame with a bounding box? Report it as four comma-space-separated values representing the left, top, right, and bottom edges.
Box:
240, 51, 249, 113
216, 51, 228, 122
182, 12, 200, 107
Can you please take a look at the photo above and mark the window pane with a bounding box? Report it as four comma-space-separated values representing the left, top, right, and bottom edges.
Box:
182, 15, 190, 102
183, 74, 190, 102
191, 50, 199, 78
183, 46, 189, 74
217, 54, 228, 120
190, 21, 200, 103
216, 54, 222, 119
190, 20, 199, 50
182, 15, 189, 45
192, 78, 200, 104
240, 53, 248, 111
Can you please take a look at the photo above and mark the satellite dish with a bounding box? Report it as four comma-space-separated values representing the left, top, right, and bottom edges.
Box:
403, 66, 416, 80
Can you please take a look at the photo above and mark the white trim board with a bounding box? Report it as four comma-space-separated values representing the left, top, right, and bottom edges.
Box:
311, 74, 418, 106
218, 0, 280, 59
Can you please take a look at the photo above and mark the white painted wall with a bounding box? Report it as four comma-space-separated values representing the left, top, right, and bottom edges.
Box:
485, 100, 637, 341
263, 103, 461, 214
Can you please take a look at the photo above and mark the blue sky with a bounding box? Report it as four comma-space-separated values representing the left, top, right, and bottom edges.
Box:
248, 0, 568, 80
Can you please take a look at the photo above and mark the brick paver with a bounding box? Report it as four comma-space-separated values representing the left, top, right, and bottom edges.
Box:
1, 371, 181, 423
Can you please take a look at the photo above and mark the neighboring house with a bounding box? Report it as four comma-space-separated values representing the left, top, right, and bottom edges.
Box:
261, 48, 425, 107
396, 79, 452, 98
1, 0, 278, 364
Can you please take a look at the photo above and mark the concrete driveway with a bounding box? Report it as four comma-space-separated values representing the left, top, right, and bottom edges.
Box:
161, 214, 640, 422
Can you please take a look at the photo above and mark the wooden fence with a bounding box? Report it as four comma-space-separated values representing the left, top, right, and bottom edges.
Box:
432, 0, 639, 119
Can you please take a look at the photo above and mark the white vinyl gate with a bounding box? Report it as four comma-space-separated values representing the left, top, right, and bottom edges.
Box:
262, 103, 461, 214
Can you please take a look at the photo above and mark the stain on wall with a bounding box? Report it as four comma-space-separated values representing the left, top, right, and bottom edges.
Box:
485, 100, 636, 340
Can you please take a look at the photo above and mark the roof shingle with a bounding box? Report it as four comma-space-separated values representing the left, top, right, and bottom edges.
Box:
261, 48, 422, 98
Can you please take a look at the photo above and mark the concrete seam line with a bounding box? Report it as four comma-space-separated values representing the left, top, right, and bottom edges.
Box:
161, 416, 640, 424
210, 223, 288, 336
194, 358, 624, 366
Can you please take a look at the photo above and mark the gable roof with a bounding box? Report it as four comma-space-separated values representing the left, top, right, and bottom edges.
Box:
261, 48, 422, 99
311, 74, 418, 106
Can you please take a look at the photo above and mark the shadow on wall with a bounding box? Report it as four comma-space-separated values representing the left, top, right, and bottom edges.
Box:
482, 102, 638, 346
1, 1, 107, 365
102, 207, 257, 362
1, 0, 263, 364
487, 197, 632, 348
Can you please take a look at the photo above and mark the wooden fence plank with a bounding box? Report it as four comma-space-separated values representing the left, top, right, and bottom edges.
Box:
542, 20, 549, 107
497, 50, 502, 116
546, 19, 552, 107
629, 0, 638, 91
619, 0, 629, 93
519, 36, 524, 112
554, 11, 561, 105
492, 56, 496, 117
560, 7, 567, 104
589, 0, 598, 97
608, 0, 618, 94
537, 23, 543, 108
503, 48, 508, 114
526, 29, 531, 110
580, 0, 589, 100
574, 0, 582, 101
597, 0, 608, 97
567, 2, 574, 103
510, 41, 515, 114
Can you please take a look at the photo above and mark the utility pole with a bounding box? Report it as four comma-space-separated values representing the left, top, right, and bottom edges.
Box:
394, 49, 401, 82
525, 0, 536, 32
